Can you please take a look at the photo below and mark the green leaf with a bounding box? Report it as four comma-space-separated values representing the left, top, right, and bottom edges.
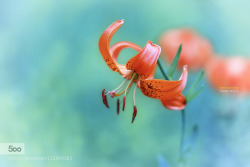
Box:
186, 70, 204, 96
179, 124, 199, 163
183, 124, 199, 155
168, 44, 182, 79
157, 59, 169, 80
186, 86, 204, 102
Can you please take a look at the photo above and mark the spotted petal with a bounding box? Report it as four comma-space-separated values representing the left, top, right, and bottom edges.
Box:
139, 65, 188, 100
99, 20, 143, 78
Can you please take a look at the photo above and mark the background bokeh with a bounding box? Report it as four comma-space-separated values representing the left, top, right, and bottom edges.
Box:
0, 0, 250, 166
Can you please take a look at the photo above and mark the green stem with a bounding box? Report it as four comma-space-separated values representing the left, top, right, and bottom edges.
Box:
157, 59, 169, 80
180, 109, 186, 153
157, 58, 187, 164
179, 109, 186, 167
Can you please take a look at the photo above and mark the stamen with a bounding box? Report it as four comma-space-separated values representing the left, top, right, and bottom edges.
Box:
132, 105, 137, 123
132, 82, 138, 123
124, 73, 137, 97
122, 96, 126, 111
105, 72, 133, 98
113, 76, 134, 97
113, 74, 130, 92
102, 89, 109, 108
120, 73, 137, 110
117, 99, 120, 115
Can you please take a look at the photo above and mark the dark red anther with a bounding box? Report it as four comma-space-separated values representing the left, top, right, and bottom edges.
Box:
102, 89, 109, 108
122, 96, 126, 111
117, 99, 120, 115
132, 105, 137, 123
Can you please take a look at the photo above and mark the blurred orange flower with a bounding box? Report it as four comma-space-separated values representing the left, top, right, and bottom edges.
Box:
159, 28, 213, 71
206, 56, 250, 93
99, 20, 188, 122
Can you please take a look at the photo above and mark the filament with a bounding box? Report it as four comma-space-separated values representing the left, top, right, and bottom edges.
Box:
114, 73, 136, 97
105, 71, 133, 96
113, 73, 132, 92
133, 81, 138, 106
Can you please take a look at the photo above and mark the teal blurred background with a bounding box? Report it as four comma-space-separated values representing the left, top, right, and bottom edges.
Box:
0, 0, 250, 166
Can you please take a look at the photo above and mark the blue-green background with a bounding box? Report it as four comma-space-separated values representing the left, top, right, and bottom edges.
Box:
0, 0, 250, 166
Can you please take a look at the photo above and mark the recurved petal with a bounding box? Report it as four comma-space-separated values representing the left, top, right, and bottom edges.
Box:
139, 65, 188, 100
109, 41, 142, 77
109, 41, 142, 61
161, 94, 186, 110
126, 41, 161, 79
98, 20, 126, 73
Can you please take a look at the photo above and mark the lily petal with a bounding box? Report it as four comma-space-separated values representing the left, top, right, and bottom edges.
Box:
99, 20, 124, 72
126, 41, 161, 79
161, 94, 186, 110
139, 65, 188, 100
110, 41, 143, 77
109, 41, 142, 61
99, 20, 144, 77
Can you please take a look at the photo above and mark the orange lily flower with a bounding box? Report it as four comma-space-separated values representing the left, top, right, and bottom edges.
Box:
159, 28, 213, 71
99, 20, 188, 122
206, 56, 250, 93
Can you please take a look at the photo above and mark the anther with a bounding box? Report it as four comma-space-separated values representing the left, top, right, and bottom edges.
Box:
102, 89, 109, 108
132, 105, 137, 123
117, 99, 120, 115
122, 96, 126, 111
